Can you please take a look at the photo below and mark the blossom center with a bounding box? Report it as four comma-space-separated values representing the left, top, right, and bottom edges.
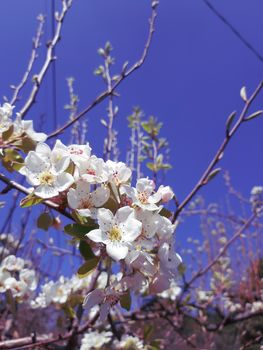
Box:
80, 199, 92, 209
39, 171, 55, 185
109, 226, 122, 241
125, 340, 139, 350
87, 169, 96, 176
69, 147, 83, 155
137, 191, 149, 204
104, 293, 119, 306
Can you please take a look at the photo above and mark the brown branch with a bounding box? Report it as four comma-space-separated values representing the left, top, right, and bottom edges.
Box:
18, 0, 73, 119
47, 0, 159, 140
0, 316, 97, 350
172, 81, 263, 223
0, 270, 102, 350
0, 172, 72, 220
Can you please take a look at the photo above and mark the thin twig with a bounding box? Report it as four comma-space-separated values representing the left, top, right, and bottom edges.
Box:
18, 0, 72, 118
0, 172, 72, 220
186, 210, 259, 287
10, 15, 45, 105
47, 1, 158, 140
172, 81, 263, 223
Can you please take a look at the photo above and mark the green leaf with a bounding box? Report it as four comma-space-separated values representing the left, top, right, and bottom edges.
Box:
37, 213, 53, 231
4, 149, 24, 163
178, 263, 186, 275
2, 159, 14, 172
141, 122, 152, 134
120, 291, 131, 311
146, 162, 156, 171
79, 240, 95, 260
20, 193, 43, 208
77, 257, 99, 278
64, 223, 97, 240
62, 304, 76, 319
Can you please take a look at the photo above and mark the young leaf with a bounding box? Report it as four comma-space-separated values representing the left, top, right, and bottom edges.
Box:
64, 224, 96, 240
20, 194, 43, 208
120, 291, 131, 311
2, 125, 14, 141
79, 240, 95, 260
77, 257, 99, 278
37, 213, 53, 231
244, 110, 263, 121
240, 86, 247, 102
205, 168, 221, 184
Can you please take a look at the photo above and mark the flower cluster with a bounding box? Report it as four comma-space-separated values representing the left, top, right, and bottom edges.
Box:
0, 102, 47, 143
250, 186, 263, 213
79, 331, 146, 350
0, 255, 37, 300
17, 128, 181, 316
80, 330, 113, 350
31, 271, 108, 309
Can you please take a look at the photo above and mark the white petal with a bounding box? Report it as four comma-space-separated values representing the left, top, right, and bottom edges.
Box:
87, 229, 108, 243
120, 185, 136, 201
36, 143, 51, 159
83, 289, 104, 311
90, 187, 110, 207
97, 208, 113, 231
67, 188, 79, 209
106, 242, 128, 261
136, 178, 155, 194
35, 185, 59, 199
117, 163, 132, 182
115, 206, 134, 224
29, 131, 47, 142
77, 208, 92, 217
99, 302, 111, 322
148, 192, 162, 204
123, 217, 142, 242
76, 180, 90, 199
55, 173, 74, 192
25, 151, 48, 174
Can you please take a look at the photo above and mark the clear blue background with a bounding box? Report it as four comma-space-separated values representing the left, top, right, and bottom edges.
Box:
0, 0, 262, 273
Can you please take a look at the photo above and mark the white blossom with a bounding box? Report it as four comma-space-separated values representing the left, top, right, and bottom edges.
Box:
67, 179, 109, 218
13, 115, 47, 142
2, 255, 24, 271
87, 206, 142, 261
114, 335, 145, 350
121, 178, 161, 211
106, 160, 132, 185
80, 330, 112, 350
20, 142, 74, 199
0, 103, 14, 133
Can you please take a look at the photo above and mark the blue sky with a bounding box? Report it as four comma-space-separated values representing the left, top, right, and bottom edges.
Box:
0, 0, 262, 270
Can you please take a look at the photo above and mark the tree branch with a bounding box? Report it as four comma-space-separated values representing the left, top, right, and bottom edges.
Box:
18, 0, 72, 119
172, 81, 263, 223
47, 0, 159, 140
